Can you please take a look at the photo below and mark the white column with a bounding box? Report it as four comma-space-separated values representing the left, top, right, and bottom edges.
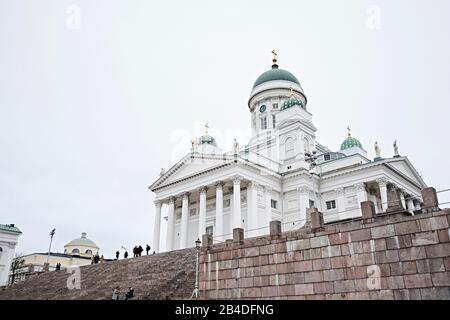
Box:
407, 198, 415, 215
399, 190, 406, 209
247, 181, 258, 237
153, 200, 162, 253
215, 182, 224, 242
165, 197, 175, 252
298, 186, 310, 227
180, 193, 189, 249
265, 187, 272, 229
377, 178, 388, 212
355, 182, 368, 216
198, 187, 207, 240
232, 176, 242, 229
336, 188, 346, 220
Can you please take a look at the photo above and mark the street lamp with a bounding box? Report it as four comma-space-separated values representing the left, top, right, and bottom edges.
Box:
191, 238, 201, 299
46, 228, 56, 265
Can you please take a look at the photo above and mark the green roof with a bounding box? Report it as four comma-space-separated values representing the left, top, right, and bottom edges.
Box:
198, 134, 217, 147
281, 96, 303, 110
253, 64, 300, 89
340, 136, 363, 150
0, 224, 22, 234
65, 233, 99, 248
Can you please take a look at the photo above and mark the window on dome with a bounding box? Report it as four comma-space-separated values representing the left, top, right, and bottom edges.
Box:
285, 138, 295, 158
72, 249, 80, 254
260, 117, 267, 130
85, 249, 92, 255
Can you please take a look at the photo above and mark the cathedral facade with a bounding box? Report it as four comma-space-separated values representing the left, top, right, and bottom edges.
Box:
149, 54, 427, 253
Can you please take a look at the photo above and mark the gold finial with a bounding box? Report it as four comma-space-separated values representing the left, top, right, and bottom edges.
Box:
347, 125, 351, 137
204, 123, 209, 135
271, 50, 278, 64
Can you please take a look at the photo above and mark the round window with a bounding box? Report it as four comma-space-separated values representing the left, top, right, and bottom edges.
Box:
259, 105, 267, 113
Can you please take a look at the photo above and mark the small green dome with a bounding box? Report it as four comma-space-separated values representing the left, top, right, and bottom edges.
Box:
253, 64, 300, 89
340, 136, 363, 150
199, 134, 217, 147
65, 233, 99, 249
281, 96, 303, 110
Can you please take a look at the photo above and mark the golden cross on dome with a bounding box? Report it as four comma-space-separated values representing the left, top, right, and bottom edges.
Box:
204, 123, 209, 135
272, 50, 278, 64
347, 125, 351, 137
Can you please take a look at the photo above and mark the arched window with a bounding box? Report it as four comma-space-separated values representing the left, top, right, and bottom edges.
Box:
0, 247, 3, 259
72, 248, 80, 254
85, 249, 92, 255
285, 137, 295, 158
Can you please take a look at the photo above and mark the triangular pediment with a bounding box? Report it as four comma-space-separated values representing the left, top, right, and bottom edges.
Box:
385, 158, 427, 188
149, 153, 234, 190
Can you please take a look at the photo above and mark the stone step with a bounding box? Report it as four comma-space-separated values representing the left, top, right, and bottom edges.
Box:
0, 248, 197, 300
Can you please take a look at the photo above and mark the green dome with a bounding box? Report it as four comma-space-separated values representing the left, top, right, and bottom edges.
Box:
65, 233, 99, 249
281, 96, 303, 110
199, 134, 217, 147
253, 64, 300, 89
340, 136, 363, 150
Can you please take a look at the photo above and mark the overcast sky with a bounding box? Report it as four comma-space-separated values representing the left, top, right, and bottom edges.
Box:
1, 0, 449, 258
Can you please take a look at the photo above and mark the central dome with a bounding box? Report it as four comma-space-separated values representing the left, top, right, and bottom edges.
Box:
253, 64, 300, 89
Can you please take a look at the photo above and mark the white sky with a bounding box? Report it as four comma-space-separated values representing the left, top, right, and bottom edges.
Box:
1, 0, 449, 257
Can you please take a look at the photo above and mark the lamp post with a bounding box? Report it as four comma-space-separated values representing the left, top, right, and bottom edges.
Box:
191, 238, 201, 299
46, 228, 56, 266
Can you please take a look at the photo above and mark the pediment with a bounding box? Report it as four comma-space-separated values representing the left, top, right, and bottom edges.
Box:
149, 154, 233, 190
385, 158, 427, 188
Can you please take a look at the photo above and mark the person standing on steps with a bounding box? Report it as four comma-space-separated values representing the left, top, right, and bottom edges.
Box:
133, 245, 138, 258
146, 244, 150, 255
115, 251, 119, 260
125, 287, 134, 300
138, 245, 143, 257
112, 286, 120, 300
124, 251, 128, 259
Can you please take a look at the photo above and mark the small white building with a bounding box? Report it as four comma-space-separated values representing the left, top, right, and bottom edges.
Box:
149, 54, 427, 253
9, 232, 100, 284
0, 224, 22, 286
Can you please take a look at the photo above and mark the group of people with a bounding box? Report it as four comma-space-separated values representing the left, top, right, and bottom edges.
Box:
55, 263, 62, 271
91, 253, 105, 264
115, 244, 154, 260
112, 286, 135, 300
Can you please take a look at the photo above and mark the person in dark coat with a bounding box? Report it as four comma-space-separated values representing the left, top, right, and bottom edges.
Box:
138, 245, 143, 257
125, 287, 134, 300
124, 251, 128, 259
115, 251, 120, 260
146, 244, 150, 255
133, 246, 138, 258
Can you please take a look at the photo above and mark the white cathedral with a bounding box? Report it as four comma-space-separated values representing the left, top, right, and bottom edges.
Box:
149, 53, 427, 253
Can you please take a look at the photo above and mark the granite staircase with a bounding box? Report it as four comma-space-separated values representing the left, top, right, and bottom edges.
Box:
0, 248, 196, 300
